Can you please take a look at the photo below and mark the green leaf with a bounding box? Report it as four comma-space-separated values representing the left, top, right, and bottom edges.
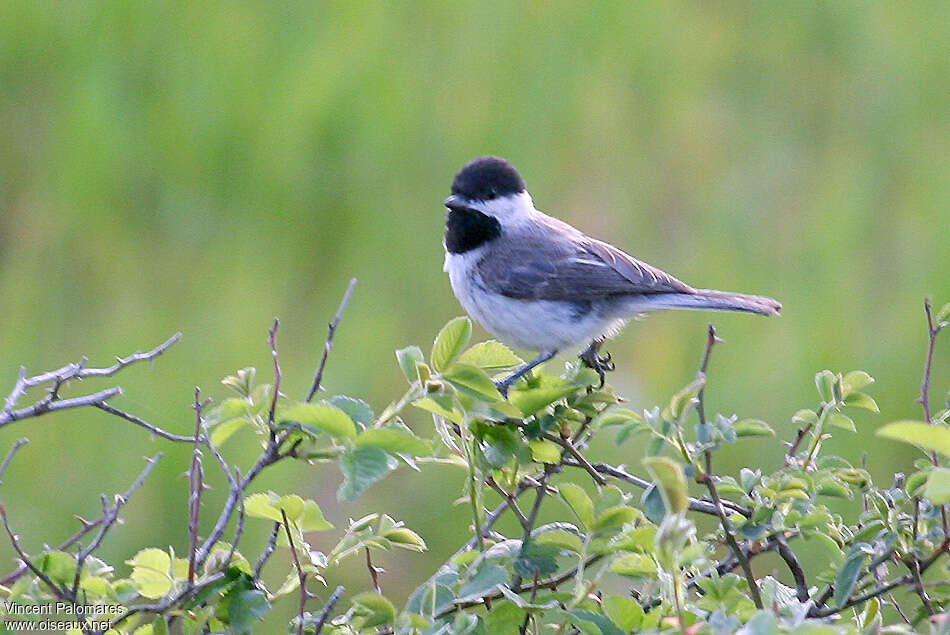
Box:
351, 592, 396, 627
37, 551, 77, 587
791, 409, 818, 426
396, 346, 425, 382
412, 396, 464, 424
833, 552, 866, 607
925, 467, 950, 504
734, 419, 774, 437
338, 446, 398, 502
815, 370, 837, 403
210, 417, 248, 446
610, 553, 656, 577
127, 548, 173, 599
643, 456, 688, 514
828, 413, 856, 432
528, 439, 562, 464
876, 420, 950, 457
843, 391, 879, 412
509, 384, 577, 415
559, 482, 595, 530
279, 403, 356, 440
842, 370, 874, 394
383, 527, 427, 551
442, 363, 501, 402
593, 506, 640, 532
431, 317, 472, 371
936, 302, 950, 325
227, 589, 269, 633
457, 340, 523, 370
356, 428, 432, 456
328, 395, 375, 426
535, 529, 584, 553
300, 500, 334, 531
457, 563, 508, 602
604, 596, 644, 631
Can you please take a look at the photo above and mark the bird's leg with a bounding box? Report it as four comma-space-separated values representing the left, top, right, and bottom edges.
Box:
579, 339, 615, 388
495, 350, 557, 398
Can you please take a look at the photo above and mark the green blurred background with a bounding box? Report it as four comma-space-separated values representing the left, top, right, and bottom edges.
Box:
1, 1, 949, 627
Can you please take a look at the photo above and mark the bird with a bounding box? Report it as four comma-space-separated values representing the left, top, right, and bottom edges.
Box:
442, 156, 781, 396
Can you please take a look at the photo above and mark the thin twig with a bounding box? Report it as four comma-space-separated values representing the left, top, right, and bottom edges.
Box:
253, 522, 281, 580
93, 402, 196, 442
565, 460, 751, 517
313, 585, 345, 635
281, 508, 309, 635
699, 459, 763, 609
695, 324, 720, 428
920, 299, 950, 538
365, 548, 382, 594
541, 432, 606, 486
0, 504, 70, 599
268, 318, 282, 427
307, 278, 357, 402
187, 388, 206, 587
0, 439, 29, 483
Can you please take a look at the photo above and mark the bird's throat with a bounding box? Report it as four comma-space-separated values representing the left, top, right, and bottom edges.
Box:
444, 208, 501, 254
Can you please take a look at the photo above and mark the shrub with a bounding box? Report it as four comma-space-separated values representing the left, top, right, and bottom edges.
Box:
0, 291, 949, 634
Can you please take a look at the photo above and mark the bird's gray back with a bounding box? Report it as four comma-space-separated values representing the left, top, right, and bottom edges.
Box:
476, 213, 693, 302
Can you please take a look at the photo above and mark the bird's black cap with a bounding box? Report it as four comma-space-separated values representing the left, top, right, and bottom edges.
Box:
451, 156, 526, 201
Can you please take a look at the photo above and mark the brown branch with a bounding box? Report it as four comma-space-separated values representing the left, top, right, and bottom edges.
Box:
699, 462, 763, 609
541, 432, 606, 485
920, 299, 950, 538
93, 402, 196, 443
268, 318, 282, 428
307, 278, 357, 402
281, 508, 309, 635
365, 547, 382, 594
253, 522, 281, 580
695, 324, 720, 429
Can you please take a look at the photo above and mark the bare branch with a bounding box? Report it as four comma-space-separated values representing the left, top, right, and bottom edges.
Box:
187, 388, 206, 587
0, 387, 121, 426
282, 508, 309, 635
268, 318, 282, 427
253, 522, 282, 580
0, 438, 29, 483
307, 278, 357, 402
93, 402, 196, 443
695, 324, 721, 429
313, 585, 345, 635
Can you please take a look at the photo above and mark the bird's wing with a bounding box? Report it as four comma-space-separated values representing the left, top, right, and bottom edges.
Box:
477, 215, 693, 301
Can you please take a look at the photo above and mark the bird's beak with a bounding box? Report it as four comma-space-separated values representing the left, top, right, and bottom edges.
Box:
444, 194, 467, 211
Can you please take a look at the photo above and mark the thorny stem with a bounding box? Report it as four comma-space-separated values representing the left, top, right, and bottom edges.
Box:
920, 299, 950, 538
187, 387, 207, 587
695, 324, 720, 429
313, 585, 345, 635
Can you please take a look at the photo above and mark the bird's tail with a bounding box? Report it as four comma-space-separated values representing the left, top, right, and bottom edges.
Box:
633, 289, 782, 316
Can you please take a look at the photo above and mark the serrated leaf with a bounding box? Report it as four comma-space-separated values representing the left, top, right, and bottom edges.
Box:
457, 340, 523, 370
338, 446, 398, 502
431, 317, 472, 371
559, 483, 595, 530
528, 439, 562, 464
925, 467, 950, 504
734, 419, 774, 437
279, 403, 356, 440
876, 420, 950, 457
356, 428, 432, 456
843, 392, 879, 412
643, 456, 688, 514
442, 363, 501, 402
828, 413, 856, 432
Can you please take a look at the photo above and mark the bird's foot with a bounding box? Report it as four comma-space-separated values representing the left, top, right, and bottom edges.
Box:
579, 341, 615, 388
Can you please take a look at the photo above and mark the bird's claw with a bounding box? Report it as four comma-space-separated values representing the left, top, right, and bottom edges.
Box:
579, 346, 615, 388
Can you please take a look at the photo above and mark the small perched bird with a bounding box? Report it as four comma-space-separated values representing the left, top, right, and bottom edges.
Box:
442, 156, 781, 396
